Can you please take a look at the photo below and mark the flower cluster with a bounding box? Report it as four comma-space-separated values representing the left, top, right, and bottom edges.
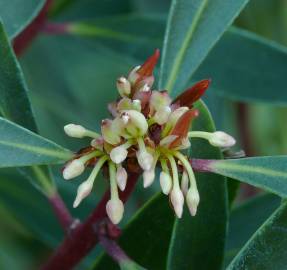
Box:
63, 50, 236, 224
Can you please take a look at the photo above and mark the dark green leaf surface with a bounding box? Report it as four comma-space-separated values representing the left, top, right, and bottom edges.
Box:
0, 117, 71, 167
227, 200, 287, 270
159, 0, 249, 92
225, 193, 281, 265
209, 156, 287, 197
166, 101, 228, 270
0, 0, 45, 38
195, 27, 287, 104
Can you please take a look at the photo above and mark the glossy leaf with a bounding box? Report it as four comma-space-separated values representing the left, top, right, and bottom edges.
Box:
0, 0, 45, 38
166, 101, 227, 270
195, 27, 287, 104
225, 193, 281, 265
227, 200, 287, 270
206, 156, 287, 198
0, 117, 71, 167
159, 0, 249, 92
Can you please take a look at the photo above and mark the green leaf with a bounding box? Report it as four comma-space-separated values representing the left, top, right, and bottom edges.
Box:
225, 193, 281, 265
195, 27, 287, 105
166, 101, 227, 270
206, 156, 287, 198
0, 117, 71, 167
159, 0, 249, 92
0, 0, 45, 38
227, 200, 287, 270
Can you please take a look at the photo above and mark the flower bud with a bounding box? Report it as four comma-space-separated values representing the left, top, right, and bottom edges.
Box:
110, 145, 128, 164
117, 77, 131, 97
101, 119, 121, 145
167, 107, 189, 128
116, 166, 127, 191
63, 159, 85, 180
181, 171, 189, 196
170, 187, 184, 218
128, 65, 140, 84
159, 171, 172, 195
64, 124, 86, 138
154, 106, 171, 125
143, 169, 155, 188
209, 131, 236, 148
136, 150, 153, 171
132, 99, 141, 111
150, 91, 172, 112
73, 180, 93, 208
106, 199, 124, 224
186, 188, 200, 216
117, 98, 133, 112
122, 110, 148, 137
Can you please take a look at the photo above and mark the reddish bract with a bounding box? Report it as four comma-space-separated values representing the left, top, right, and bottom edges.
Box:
172, 79, 211, 108
137, 49, 160, 77
170, 109, 199, 148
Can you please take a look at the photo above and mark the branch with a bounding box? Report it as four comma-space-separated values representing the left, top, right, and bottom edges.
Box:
42, 172, 139, 270
48, 192, 74, 232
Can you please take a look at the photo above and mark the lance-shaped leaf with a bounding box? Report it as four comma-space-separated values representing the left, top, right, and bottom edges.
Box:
0, 0, 45, 39
0, 117, 72, 167
227, 200, 287, 269
192, 156, 287, 197
159, 0, 249, 92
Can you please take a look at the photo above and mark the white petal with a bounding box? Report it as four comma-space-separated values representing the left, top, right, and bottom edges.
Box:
186, 188, 200, 216
143, 169, 155, 188
110, 146, 128, 164
63, 159, 85, 180
136, 150, 153, 171
159, 171, 172, 195
73, 180, 93, 208
170, 188, 184, 218
116, 167, 128, 191
106, 199, 124, 224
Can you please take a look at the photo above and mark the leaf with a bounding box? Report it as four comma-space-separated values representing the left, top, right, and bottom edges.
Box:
225, 193, 281, 266
0, 117, 72, 167
205, 156, 287, 198
227, 200, 287, 270
166, 101, 227, 270
0, 0, 45, 38
159, 0, 249, 92
195, 27, 287, 104
0, 21, 60, 193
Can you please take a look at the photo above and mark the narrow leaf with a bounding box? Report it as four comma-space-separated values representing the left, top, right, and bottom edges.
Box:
0, 117, 72, 167
227, 200, 287, 269
202, 156, 287, 197
159, 0, 249, 92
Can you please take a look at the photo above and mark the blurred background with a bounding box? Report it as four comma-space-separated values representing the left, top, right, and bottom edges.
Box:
0, 0, 287, 269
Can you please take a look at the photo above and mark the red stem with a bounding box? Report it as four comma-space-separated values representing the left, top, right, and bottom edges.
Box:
48, 192, 74, 231
42, 172, 139, 270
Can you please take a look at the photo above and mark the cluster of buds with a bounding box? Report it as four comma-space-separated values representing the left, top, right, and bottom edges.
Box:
62, 49, 236, 224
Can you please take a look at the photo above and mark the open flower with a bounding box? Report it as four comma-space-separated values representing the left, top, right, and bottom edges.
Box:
62, 50, 236, 224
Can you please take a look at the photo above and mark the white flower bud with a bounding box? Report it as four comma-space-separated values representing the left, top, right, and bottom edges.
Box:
128, 65, 140, 84
116, 166, 128, 191
154, 106, 171, 125
181, 171, 189, 196
64, 124, 86, 138
136, 150, 153, 171
117, 77, 131, 97
132, 99, 141, 111
63, 159, 85, 180
122, 110, 148, 137
150, 91, 172, 112
186, 188, 200, 216
159, 171, 172, 195
73, 180, 93, 208
106, 199, 124, 224
110, 146, 128, 164
101, 119, 122, 145
143, 169, 155, 188
170, 187, 184, 218
167, 107, 189, 127
209, 131, 236, 148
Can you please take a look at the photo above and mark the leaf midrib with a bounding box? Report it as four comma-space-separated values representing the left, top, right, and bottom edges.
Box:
164, 0, 209, 92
